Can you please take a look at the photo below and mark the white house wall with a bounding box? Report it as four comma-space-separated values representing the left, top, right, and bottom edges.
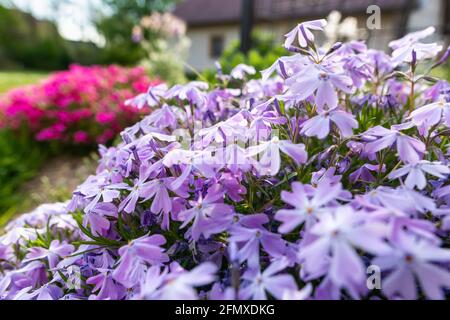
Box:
185, 25, 240, 72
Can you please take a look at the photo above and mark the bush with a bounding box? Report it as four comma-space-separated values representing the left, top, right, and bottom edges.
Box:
0, 130, 47, 224
0, 5, 70, 70
202, 31, 286, 83
0, 20, 449, 301
0, 65, 161, 146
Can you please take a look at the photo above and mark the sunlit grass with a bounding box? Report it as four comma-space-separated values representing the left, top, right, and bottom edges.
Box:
0, 70, 48, 94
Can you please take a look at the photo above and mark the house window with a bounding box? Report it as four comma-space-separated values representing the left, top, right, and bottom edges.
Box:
210, 35, 224, 58
444, 0, 450, 34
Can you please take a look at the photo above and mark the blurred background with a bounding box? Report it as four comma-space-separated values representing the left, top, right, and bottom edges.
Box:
0, 0, 449, 227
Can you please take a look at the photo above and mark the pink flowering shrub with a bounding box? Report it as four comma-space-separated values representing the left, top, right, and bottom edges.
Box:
0, 21, 450, 301
0, 65, 161, 145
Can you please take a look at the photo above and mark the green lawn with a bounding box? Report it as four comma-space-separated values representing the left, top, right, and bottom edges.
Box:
0, 71, 47, 94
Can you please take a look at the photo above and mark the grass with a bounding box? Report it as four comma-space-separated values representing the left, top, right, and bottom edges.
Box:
0, 70, 48, 94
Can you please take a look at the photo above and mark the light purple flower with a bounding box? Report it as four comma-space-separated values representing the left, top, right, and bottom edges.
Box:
373, 230, 450, 300
389, 27, 443, 64
24, 240, 75, 269
125, 83, 168, 108
408, 99, 450, 130
230, 64, 256, 79
241, 259, 297, 300
300, 108, 357, 139
229, 215, 286, 267
298, 207, 390, 293
112, 235, 169, 288
275, 180, 343, 233
247, 136, 307, 175
87, 271, 126, 300
283, 64, 354, 109
284, 19, 327, 48
349, 163, 384, 184
363, 125, 426, 164
139, 262, 217, 300
178, 185, 234, 241
389, 161, 449, 190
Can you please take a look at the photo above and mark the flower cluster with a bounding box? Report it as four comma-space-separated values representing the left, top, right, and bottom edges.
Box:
1, 20, 449, 300
132, 12, 187, 42
0, 65, 160, 145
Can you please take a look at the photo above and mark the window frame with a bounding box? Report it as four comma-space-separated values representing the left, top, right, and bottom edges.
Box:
209, 34, 225, 59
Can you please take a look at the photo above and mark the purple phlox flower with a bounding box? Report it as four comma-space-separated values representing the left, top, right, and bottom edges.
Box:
178, 184, 234, 241
349, 163, 385, 184
163, 148, 219, 187
144, 104, 180, 129
81, 181, 128, 213
197, 112, 248, 147
139, 262, 217, 300
203, 88, 240, 116
197, 240, 227, 268
334, 40, 367, 56
362, 186, 436, 217
4, 202, 69, 231
84, 202, 118, 236
300, 107, 357, 139
246, 136, 307, 176
140, 177, 188, 230
408, 99, 450, 130
129, 130, 177, 150
310, 167, 343, 186
434, 45, 450, 67
0, 261, 47, 298
0, 227, 37, 246
14, 284, 63, 300
363, 125, 426, 164
275, 180, 343, 233
389, 160, 449, 190
223, 143, 256, 173
298, 207, 391, 294
230, 64, 256, 80
244, 78, 284, 100
389, 27, 436, 50
432, 183, 450, 203
284, 19, 327, 48
47, 211, 78, 232
118, 162, 162, 214
55, 245, 90, 269
282, 63, 354, 109
389, 27, 443, 64
112, 234, 169, 288
228, 214, 286, 267
165, 81, 208, 106
24, 240, 75, 269
373, 229, 450, 300
0, 244, 10, 261
249, 111, 286, 141
342, 54, 374, 88
282, 283, 312, 300
219, 172, 247, 202
87, 270, 126, 300
241, 258, 297, 300
442, 215, 450, 231
209, 282, 236, 300
423, 80, 450, 102
390, 216, 440, 245
367, 49, 395, 75
125, 83, 168, 109
261, 54, 309, 81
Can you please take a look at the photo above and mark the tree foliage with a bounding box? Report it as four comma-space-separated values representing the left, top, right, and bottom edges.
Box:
95, 0, 179, 65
